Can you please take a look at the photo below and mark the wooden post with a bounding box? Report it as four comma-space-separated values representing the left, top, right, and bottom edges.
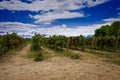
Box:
91, 36, 95, 50
67, 37, 70, 51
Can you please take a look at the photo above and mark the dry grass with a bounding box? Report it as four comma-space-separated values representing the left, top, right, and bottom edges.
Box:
84, 49, 120, 65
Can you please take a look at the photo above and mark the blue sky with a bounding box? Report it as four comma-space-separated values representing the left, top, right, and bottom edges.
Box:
0, 0, 120, 37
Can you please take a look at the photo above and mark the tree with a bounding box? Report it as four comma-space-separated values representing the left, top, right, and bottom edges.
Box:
94, 21, 120, 51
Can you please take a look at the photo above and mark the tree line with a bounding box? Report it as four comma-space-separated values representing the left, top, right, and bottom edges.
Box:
94, 21, 120, 51
31, 21, 120, 52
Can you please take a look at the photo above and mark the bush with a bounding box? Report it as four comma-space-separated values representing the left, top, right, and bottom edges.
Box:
31, 34, 42, 51
0, 33, 26, 55
34, 53, 44, 61
70, 53, 80, 59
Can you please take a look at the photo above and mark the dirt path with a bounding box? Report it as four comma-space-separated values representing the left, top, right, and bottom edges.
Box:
6, 44, 32, 65
0, 45, 120, 80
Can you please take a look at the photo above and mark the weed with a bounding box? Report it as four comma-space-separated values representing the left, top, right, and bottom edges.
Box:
70, 53, 80, 59
84, 49, 120, 65
34, 53, 44, 61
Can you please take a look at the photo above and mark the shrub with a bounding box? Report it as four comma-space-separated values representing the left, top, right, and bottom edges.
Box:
70, 53, 80, 59
31, 34, 42, 51
34, 53, 44, 61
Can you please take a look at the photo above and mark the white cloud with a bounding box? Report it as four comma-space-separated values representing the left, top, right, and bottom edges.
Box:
103, 18, 120, 22
0, 0, 112, 37
0, 22, 112, 37
0, 0, 110, 12
0, 22, 37, 37
0, 22, 36, 31
87, 0, 109, 7
0, 0, 110, 25
30, 11, 84, 24
35, 22, 111, 37
117, 7, 120, 10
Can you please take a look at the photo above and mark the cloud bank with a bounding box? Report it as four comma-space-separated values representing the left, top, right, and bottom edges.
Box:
0, 22, 112, 37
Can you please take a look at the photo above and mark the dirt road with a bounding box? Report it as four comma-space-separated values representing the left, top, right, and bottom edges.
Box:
0, 44, 120, 80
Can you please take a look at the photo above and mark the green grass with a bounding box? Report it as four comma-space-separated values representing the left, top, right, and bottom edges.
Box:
28, 47, 81, 60
0, 43, 29, 63
23, 51, 36, 58
24, 47, 54, 61
84, 49, 120, 65
70, 53, 80, 59
34, 52, 44, 61
55, 49, 81, 59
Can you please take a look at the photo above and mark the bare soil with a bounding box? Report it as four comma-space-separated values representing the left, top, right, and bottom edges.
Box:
0, 44, 120, 80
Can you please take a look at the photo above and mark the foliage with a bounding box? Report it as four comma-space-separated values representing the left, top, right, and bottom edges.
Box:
79, 35, 85, 51
0, 33, 26, 55
30, 21, 120, 52
70, 53, 80, 59
85, 49, 120, 65
31, 34, 42, 51
47, 35, 67, 51
55, 49, 80, 59
34, 53, 44, 61
93, 21, 120, 51
68, 35, 85, 51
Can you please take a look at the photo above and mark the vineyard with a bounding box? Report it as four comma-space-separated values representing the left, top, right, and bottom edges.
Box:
31, 21, 120, 52
0, 21, 120, 80
0, 21, 120, 60
0, 33, 26, 55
